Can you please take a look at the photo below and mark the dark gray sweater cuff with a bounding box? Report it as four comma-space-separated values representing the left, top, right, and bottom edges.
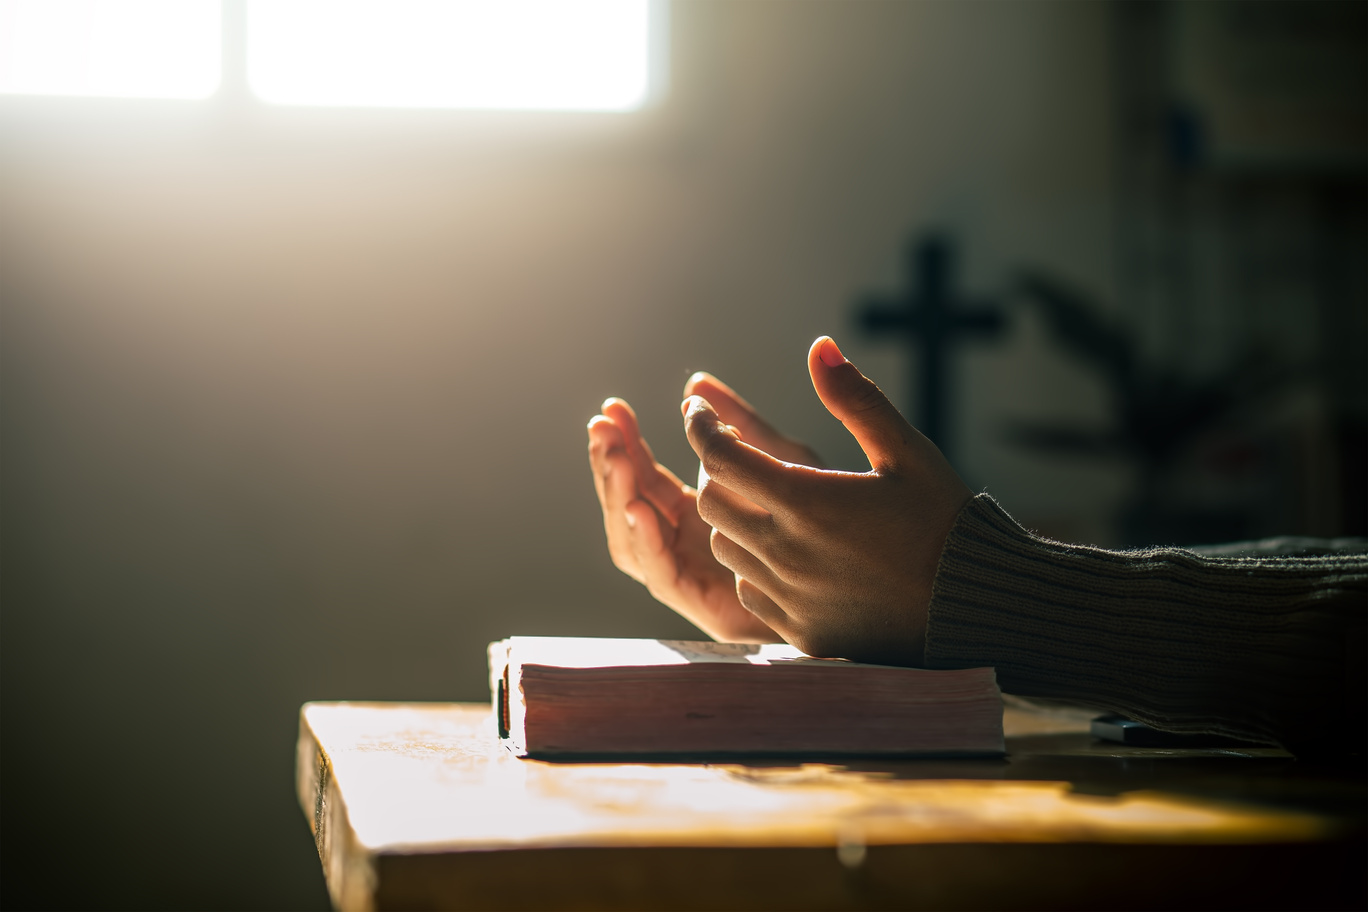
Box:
925, 495, 1367, 752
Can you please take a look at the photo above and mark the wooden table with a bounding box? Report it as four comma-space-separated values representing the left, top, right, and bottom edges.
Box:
297, 702, 1365, 911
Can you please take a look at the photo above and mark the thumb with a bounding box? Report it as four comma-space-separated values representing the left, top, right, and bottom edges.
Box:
807, 336, 919, 471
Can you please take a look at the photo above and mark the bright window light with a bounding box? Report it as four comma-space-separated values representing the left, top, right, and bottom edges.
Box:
0, 0, 220, 99
248, 0, 655, 111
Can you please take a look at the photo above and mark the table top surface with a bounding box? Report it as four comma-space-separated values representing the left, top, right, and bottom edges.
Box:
298, 701, 1365, 856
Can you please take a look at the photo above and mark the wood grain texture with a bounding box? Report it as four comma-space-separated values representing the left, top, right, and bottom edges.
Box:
297, 702, 1365, 911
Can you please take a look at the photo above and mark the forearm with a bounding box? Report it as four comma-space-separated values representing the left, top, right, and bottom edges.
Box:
925, 495, 1368, 753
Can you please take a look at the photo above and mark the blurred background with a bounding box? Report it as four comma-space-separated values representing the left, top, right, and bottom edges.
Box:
1, 1, 1363, 908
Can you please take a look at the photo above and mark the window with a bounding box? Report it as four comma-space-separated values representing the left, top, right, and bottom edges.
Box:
0, 0, 661, 111
0, 0, 220, 99
249, 1, 656, 111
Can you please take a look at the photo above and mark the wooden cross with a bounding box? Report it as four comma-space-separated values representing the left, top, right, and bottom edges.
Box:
856, 234, 1006, 461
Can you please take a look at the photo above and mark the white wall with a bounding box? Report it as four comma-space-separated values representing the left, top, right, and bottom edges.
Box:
0, 3, 1119, 906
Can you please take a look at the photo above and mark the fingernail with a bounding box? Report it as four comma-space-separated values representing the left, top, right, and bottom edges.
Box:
682, 395, 718, 422
624, 510, 636, 528
819, 337, 847, 367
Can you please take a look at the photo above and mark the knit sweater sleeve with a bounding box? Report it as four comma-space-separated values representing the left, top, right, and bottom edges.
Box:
924, 494, 1368, 754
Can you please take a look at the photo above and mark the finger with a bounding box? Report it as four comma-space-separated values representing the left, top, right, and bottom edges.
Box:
587, 414, 626, 506
600, 447, 646, 580
734, 576, 792, 640
694, 464, 774, 552
601, 397, 646, 455
682, 395, 801, 513
683, 372, 780, 448
685, 372, 826, 468
602, 397, 661, 483
602, 398, 692, 522
709, 528, 787, 601
807, 336, 922, 471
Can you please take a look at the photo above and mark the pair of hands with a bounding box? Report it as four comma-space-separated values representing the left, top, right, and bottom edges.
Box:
586, 336, 972, 667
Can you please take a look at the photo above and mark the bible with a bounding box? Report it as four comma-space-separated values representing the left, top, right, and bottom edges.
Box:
488, 636, 1004, 757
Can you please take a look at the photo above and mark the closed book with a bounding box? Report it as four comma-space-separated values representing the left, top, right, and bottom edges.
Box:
489, 636, 1004, 757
